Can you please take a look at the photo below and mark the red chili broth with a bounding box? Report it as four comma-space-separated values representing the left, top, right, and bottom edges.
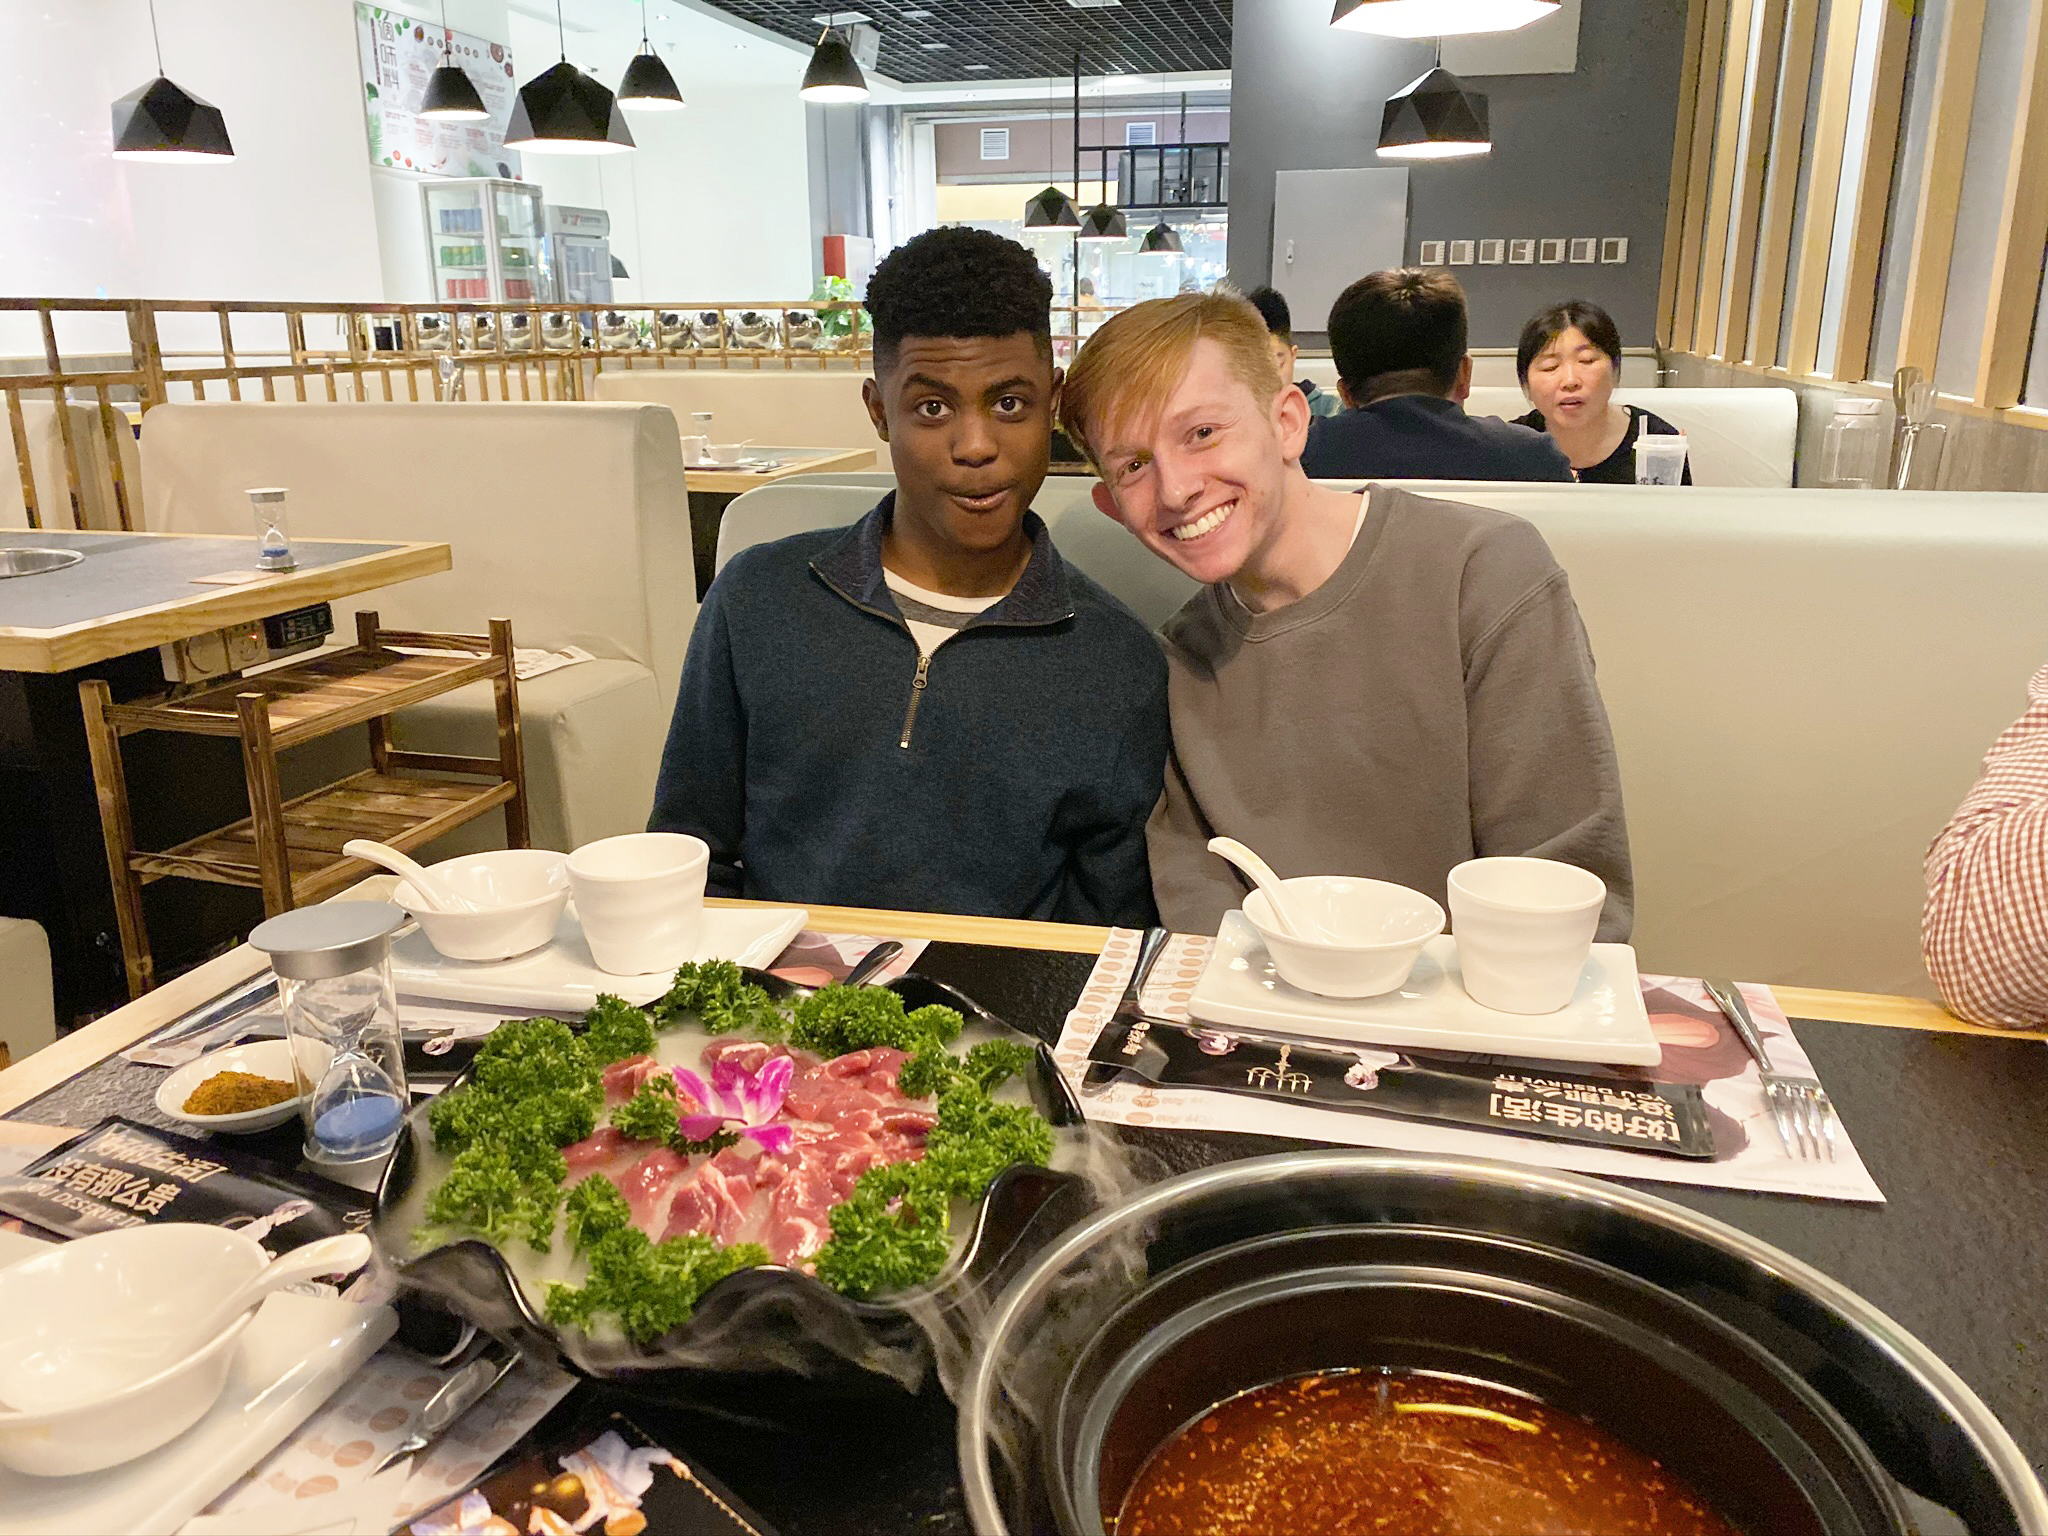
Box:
1114, 1369, 1741, 1536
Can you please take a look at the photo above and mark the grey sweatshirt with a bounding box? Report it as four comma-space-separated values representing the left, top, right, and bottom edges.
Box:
1147, 485, 1634, 940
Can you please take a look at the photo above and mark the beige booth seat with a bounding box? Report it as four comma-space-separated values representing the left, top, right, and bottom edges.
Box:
0, 919, 55, 1064
140, 402, 695, 854
1461, 386, 1798, 488
2, 401, 143, 531
589, 369, 882, 455
717, 475, 2048, 997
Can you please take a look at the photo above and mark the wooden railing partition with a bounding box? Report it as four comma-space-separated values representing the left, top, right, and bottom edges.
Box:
2, 296, 1117, 536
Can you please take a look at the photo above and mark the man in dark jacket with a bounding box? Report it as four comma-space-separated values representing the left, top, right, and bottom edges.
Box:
1300, 268, 1573, 482
647, 227, 1168, 925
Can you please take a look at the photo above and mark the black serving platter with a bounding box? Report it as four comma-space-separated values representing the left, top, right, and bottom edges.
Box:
372, 969, 1093, 1415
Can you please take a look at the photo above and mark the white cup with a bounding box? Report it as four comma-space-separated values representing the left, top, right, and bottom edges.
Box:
1633, 433, 1689, 485
1446, 856, 1606, 1014
680, 434, 709, 466
566, 832, 709, 976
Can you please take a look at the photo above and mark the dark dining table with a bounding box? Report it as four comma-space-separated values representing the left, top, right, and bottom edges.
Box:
1, 907, 2043, 1534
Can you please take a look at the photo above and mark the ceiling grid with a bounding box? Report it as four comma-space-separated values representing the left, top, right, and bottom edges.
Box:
697, 0, 1232, 84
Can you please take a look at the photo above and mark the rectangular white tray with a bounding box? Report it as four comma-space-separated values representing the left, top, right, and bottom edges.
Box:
0, 1290, 395, 1536
1188, 913, 1662, 1067
389, 904, 807, 1011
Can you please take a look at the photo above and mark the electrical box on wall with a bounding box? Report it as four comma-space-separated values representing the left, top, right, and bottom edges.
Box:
1271, 168, 1409, 325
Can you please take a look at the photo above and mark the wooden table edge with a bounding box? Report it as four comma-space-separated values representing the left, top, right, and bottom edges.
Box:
684, 447, 876, 495
0, 539, 452, 673
3, 902, 2035, 1119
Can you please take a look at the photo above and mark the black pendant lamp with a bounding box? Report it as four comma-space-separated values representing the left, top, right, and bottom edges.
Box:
1078, 203, 1128, 242
1024, 185, 1081, 228
505, 0, 635, 154
1139, 221, 1183, 254
1332, 0, 1558, 36
619, 4, 684, 110
1377, 65, 1491, 160
1074, 62, 1125, 242
420, 1, 488, 120
111, 0, 233, 162
1023, 74, 1079, 226
800, 28, 869, 103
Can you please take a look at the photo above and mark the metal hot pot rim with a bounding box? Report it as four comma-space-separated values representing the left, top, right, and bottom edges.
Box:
957, 1151, 2048, 1536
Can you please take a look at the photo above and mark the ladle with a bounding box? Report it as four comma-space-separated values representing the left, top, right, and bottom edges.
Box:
1206, 837, 1330, 941
342, 839, 483, 913
0, 1233, 370, 1413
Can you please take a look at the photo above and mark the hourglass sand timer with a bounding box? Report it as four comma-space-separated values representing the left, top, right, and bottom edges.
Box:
248, 903, 410, 1164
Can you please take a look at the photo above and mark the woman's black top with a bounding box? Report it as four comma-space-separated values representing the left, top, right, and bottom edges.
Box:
1512, 404, 1694, 484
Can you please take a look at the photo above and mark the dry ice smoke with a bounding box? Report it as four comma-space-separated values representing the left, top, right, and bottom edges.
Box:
909, 1118, 1164, 1403
925, 1123, 1171, 1534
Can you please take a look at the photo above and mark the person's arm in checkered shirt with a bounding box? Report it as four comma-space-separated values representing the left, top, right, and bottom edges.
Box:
1922, 663, 2048, 1028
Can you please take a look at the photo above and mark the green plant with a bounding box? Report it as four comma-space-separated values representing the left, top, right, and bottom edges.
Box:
810, 276, 859, 342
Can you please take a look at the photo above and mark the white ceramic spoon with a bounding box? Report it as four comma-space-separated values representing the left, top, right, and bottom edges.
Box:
0, 1233, 372, 1412
342, 839, 481, 913
1206, 837, 1330, 942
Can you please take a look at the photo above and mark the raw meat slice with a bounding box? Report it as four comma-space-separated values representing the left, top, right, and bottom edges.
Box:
601, 1054, 670, 1107
702, 1039, 813, 1077
563, 1126, 641, 1178
620, 1146, 690, 1232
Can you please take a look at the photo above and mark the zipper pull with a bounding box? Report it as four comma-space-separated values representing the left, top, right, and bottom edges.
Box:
898, 652, 931, 749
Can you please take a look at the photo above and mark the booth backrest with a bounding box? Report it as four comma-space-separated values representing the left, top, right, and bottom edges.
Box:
589, 369, 881, 455
1462, 386, 1798, 487
717, 474, 1199, 630
1297, 351, 1660, 393
139, 402, 696, 702
3, 402, 142, 531
723, 474, 2048, 996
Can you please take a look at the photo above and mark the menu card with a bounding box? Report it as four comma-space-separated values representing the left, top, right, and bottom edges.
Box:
1055, 931, 1884, 1203
0, 1118, 372, 1251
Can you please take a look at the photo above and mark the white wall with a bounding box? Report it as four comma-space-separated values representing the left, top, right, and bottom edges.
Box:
0, 0, 385, 353
503, 9, 812, 304
3, 0, 820, 343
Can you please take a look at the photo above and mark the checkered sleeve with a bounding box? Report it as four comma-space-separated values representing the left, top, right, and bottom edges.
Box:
1922, 662, 2048, 1028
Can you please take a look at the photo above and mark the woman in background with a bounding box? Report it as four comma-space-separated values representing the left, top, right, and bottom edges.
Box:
1513, 300, 1692, 484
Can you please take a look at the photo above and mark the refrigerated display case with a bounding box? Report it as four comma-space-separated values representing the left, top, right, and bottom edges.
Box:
545, 205, 613, 305
420, 178, 550, 304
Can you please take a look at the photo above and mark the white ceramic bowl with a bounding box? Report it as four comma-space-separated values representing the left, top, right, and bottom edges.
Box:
154, 1037, 333, 1133
0, 1225, 268, 1475
1242, 876, 1447, 998
392, 848, 570, 962
706, 442, 748, 466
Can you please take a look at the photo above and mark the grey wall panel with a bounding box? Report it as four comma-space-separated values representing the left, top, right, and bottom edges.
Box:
1227, 0, 1688, 348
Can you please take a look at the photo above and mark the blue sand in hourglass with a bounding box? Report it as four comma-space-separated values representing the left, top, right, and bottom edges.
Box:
310, 1054, 406, 1158
315, 1095, 404, 1157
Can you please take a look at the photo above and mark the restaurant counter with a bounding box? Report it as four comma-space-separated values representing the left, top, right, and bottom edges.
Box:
1, 904, 2043, 1535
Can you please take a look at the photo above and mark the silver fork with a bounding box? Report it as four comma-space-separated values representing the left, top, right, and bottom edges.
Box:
1703, 978, 1839, 1162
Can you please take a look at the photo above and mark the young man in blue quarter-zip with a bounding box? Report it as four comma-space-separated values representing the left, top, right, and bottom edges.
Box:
647, 227, 1168, 925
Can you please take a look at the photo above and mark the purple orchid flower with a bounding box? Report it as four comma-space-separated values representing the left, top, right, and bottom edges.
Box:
671, 1054, 795, 1155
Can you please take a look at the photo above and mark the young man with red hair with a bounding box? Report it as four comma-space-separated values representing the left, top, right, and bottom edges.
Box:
1061, 290, 1632, 936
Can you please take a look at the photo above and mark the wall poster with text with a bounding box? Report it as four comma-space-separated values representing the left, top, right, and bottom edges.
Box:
354, 4, 523, 179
